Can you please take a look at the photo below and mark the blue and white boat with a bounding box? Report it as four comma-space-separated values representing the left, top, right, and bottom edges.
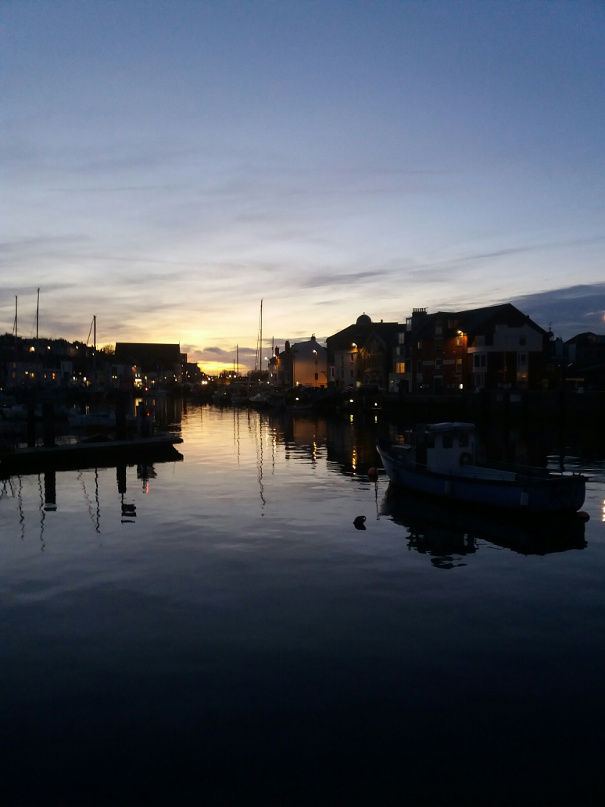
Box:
376, 422, 587, 513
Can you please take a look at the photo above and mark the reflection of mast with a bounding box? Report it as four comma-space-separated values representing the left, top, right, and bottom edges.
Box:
256, 415, 266, 510
79, 469, 101, 533
18, 478, 25, 539
234, 405, 241, 465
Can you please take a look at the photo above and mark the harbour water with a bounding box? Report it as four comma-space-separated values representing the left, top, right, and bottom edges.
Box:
1, 403, 604, 806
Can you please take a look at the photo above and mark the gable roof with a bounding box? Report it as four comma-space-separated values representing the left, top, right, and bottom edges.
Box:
326, 319, 401, 356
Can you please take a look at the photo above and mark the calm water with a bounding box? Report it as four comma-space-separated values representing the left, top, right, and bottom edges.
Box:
1, 403, 604, 806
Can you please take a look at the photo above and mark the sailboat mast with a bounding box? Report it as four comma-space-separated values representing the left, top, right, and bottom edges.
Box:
259, 299, 263, 373
14, 296, 18, 339
36, 288, 40, 340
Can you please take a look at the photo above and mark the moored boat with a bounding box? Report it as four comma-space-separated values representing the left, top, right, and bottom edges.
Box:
376, 422, 587, 513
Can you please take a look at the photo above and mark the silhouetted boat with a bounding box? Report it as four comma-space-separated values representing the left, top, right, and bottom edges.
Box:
67, 409, 116, 428
377, 422, 587, 513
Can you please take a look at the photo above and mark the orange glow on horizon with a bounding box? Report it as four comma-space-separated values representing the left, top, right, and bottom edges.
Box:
196, 361, 250, 376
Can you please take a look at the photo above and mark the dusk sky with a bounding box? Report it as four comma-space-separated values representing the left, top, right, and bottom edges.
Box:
3, 1, 604, 371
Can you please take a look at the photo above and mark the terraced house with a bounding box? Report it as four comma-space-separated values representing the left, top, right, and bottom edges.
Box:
392, 304, 552, 394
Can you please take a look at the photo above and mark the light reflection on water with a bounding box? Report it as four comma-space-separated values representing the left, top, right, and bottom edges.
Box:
1, 404, 605, 806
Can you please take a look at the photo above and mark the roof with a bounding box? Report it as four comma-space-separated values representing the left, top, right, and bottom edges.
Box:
410, 304, 548, 340
115, 342, 182, 368
326, 320, 401, 355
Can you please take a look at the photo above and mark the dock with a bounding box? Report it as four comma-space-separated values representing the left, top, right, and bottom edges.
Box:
0, 433, 183, 478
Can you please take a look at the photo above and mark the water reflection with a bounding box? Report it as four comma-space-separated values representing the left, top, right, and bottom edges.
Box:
78, 467, 100, 532
381, 485, 587, 565
1, 456, 178, 540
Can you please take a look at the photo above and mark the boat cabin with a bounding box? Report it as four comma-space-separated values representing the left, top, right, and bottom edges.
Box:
406, 422, 476, 473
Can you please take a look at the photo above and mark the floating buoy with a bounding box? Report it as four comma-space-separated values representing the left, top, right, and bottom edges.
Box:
353, 515, 367, 530
368, 467, 378, 479
576, 511, 590, 522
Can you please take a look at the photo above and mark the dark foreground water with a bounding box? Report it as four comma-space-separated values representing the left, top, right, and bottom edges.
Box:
1, 404, 604, 806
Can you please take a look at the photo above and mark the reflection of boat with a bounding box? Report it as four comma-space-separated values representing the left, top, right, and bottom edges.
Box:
0, 433, 183, 478
377, 423, 587, 513
381, 486, 587, 560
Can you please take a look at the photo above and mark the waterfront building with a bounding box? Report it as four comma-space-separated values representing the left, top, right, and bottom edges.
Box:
326, 314, 400, 390
394, 304, 551, 394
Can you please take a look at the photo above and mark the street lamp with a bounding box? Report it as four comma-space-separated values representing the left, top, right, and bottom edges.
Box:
313, 349, 318, 386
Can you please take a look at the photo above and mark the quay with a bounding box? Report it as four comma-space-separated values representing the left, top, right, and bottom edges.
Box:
0, 433, 183, 479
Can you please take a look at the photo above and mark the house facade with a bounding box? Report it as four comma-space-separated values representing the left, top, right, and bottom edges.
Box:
393, 304, 551, 394
565, 332, 605, 390
271, 336, 328, 388
326, 314, 400, 390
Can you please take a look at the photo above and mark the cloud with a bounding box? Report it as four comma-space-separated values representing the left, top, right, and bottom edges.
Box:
511, 283, 605, 339
300, 268, 391, 290
0, 234, 90, 256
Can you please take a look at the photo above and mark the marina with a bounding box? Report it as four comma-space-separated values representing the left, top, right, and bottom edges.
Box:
1, 403, 604, 806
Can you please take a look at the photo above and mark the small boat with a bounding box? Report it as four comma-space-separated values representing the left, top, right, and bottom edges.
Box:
376, 422, 587, 513
67, 410, 116, 428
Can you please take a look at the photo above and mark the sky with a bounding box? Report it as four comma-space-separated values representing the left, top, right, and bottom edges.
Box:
2, 0, 604, 372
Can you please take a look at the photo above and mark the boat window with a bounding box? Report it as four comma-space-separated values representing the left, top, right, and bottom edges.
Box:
442, 433, 453, 449
458, 432, 469, 447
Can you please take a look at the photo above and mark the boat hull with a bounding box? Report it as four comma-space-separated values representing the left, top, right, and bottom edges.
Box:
377, 442, 586, 513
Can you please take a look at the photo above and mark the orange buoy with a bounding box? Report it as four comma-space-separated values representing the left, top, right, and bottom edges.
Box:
368, 467, 378, 479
